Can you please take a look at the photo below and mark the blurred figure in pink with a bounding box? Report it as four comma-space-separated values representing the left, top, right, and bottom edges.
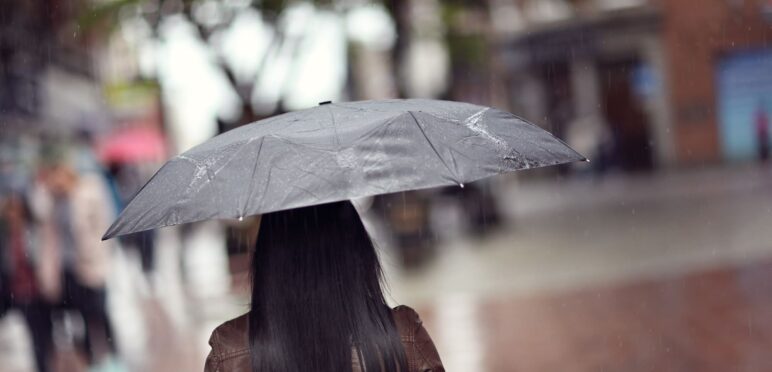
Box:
31, 156, 119, 369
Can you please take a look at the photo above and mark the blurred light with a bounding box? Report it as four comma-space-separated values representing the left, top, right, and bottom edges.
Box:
252, 3, 347, 112
403, 0, 448, 99
193, 0, 227, 28
404, 40, 449, 98
214, 8, 274, 86
251, 2, 316, 113
250, 43, 289, 114
137, 39, 160, 79
119, 16, 153, 46
279, 2, 317, 38
157, 15, 241, 152
346, 4, 396, 51
282, 10, 347, 110
119, 16, 157, 78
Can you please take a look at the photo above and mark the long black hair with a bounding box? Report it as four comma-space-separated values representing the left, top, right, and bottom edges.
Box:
249, 201, 408, 371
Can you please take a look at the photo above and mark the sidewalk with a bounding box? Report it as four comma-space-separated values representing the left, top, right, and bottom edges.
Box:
385, 163, 772, 371
2, 164, 771, 371
387, 163, 772, 305
428, 258, 772, 372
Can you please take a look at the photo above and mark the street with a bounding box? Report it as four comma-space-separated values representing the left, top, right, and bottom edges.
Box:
1, 164, 771, 371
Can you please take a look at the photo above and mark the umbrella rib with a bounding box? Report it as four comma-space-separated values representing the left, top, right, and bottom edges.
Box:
255, 165, 274, 214
406, 111, 459, 184
292, 184, 321, 199
447, 147, 461, 177
327, 106, 341, 149
295, 166, 337, 187
419, 110, 462, 124
241, 137, 266, 217
350, 113, 404, 144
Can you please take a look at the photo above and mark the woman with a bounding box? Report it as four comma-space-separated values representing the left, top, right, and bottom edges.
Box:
32, 162, 119, 367
205, 201, 444, 371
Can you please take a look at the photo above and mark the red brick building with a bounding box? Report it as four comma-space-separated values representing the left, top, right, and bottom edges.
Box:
496, 0, 772, 168
660, 0, 772, 163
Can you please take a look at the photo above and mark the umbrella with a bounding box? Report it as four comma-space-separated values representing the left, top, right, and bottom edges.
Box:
97, 126, 167, 164
103, 99, 584, 240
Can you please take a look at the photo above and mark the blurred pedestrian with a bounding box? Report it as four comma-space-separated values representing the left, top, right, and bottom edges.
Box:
0, 192, 54, 372
756, 102, 769, 161
567, 114, 611, 177
374, 192, 436, 269
31, 158, 120, 369
205, 201, 444, 372
108, 163, 156, 280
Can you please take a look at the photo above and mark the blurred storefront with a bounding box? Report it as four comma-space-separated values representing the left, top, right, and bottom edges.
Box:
663, 0, 772, 164
493, 0, 772, 169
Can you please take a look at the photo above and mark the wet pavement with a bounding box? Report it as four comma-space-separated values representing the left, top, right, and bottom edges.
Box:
390, 164, 772, 371
1, 164, 771, 371
417, 259, 772, 371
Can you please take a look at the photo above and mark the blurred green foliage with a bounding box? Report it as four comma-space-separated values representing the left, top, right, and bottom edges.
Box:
78, 0, 146, 31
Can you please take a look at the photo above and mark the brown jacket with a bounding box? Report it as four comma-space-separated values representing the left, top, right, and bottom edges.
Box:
205, 306, 444, 372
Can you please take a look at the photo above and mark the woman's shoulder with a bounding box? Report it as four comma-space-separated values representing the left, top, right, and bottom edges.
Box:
207, 306, 443, 371
208, 313, 250, 356
205, 313, 251, 371
209, 306, 422, 346
391, 305, 423, 339
392, 305, 420, 319
391, 306, 445, 371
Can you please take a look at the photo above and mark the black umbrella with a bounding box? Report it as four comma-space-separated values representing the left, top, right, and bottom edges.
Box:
103, 99, 584, 240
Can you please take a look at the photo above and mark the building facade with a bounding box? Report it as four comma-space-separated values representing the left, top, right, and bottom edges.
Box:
494, 0, 772, 169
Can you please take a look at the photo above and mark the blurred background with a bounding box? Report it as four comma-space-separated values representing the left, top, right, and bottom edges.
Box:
1, 0, 772, 371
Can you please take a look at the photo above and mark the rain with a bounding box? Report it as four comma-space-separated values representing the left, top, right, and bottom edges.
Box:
1, 0, 772, 372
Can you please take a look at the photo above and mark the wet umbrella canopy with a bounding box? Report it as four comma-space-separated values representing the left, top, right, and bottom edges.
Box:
103, 99, 584, 240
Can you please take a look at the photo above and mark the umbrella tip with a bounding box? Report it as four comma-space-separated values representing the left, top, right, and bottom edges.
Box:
319, 101, 332, 106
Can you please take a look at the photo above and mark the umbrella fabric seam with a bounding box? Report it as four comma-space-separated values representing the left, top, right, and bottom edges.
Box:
326, 105, 341, 149
406, 111, 460, 184
241, 136, 266, 218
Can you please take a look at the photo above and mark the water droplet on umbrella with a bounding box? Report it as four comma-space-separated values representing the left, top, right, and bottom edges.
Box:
459, 183, 465, 188
238, 216, 243, 221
